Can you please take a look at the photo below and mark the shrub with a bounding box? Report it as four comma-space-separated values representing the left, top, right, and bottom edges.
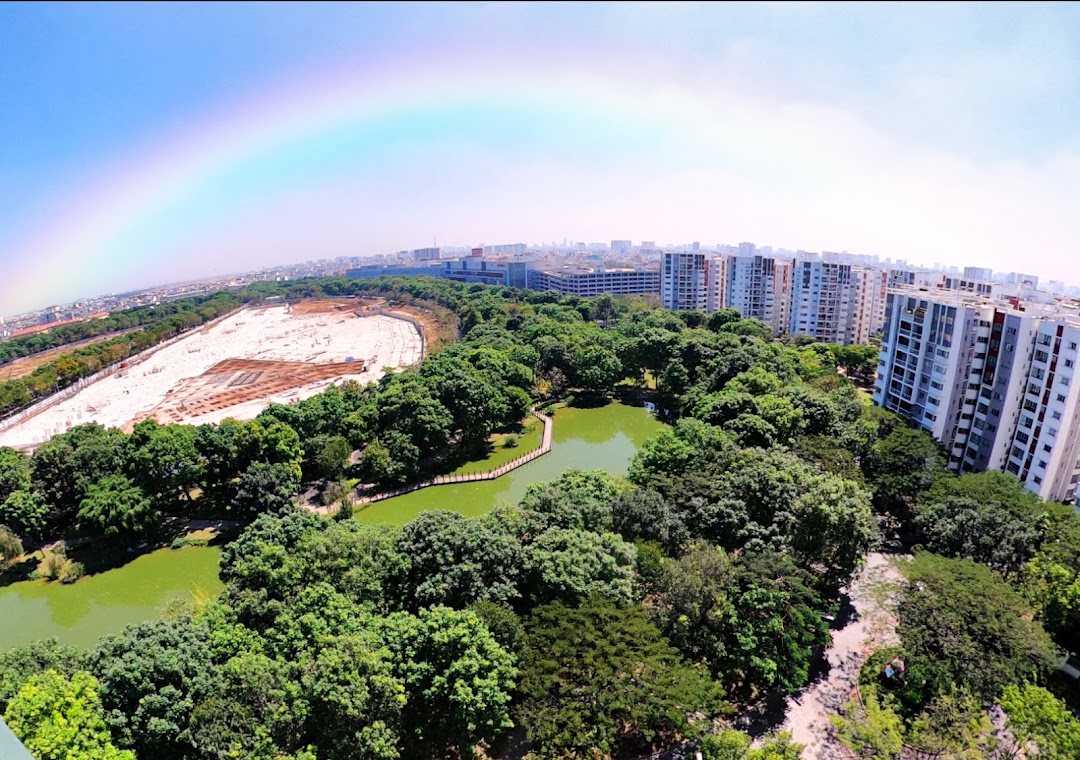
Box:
39, 551, 67, 581
60, 561, 85, 583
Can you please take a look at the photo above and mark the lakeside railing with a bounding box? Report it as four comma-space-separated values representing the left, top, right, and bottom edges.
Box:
351, 409, 554, 507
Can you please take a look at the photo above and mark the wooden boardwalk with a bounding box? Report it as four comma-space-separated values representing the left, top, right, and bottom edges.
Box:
320, 410, 554, 514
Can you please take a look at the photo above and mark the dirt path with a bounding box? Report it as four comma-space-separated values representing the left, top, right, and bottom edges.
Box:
775, 552, 904, 758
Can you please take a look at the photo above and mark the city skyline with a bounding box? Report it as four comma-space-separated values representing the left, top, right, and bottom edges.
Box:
6, 3, 1080, 313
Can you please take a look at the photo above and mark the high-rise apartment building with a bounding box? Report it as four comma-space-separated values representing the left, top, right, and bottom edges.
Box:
611, 240, 632, 255
963, 266, 994, 281
661, 252, 708, 311
874, 288, 1080, 503
788, 262, 887, 344
721, 253, 793, 336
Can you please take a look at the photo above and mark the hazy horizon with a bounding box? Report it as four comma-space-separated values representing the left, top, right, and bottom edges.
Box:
4, 2, 1080, 314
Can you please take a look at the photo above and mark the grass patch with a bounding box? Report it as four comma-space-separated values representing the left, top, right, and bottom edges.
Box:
448, 417, 545, 476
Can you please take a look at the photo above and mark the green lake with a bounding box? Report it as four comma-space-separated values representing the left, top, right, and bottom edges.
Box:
356, 400, 665, 526
0, 546, 223, 652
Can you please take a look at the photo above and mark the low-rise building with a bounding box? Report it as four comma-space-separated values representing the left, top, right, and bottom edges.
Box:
528, 267, 660, 297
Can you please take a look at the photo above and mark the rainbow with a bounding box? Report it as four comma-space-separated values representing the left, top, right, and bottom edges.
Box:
2, 58, 682, 314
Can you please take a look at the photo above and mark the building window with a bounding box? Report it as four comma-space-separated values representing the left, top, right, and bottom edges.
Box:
1033, 476, 1043, 485
1053, 411, 1063, 420
1021, 416, 1034, 429
1044, 444, 1053, 453
1058, 394, 1068, 403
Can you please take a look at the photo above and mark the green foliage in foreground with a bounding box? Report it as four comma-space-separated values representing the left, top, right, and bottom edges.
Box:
4, 670, 135, 760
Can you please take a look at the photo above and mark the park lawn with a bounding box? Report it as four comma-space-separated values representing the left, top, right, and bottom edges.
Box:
448, 416, 544, 476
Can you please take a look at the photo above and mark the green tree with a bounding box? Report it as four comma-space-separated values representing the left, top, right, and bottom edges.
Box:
574, 344, 623, 393
904, 687, 997, 757
359, 431, 420, 487
77, 474, 159, 539
0, 524, 22, 567
0, 638, 84, 710
31, 424, 126, 514
233, 461, 300, 516
88, 616, 221, 759
375, 374, 452, 455
520, 600, 722, 759
4, 669, 134, 760
0, 489, 50, 541
610, 488, 689, 555
999, 683, 1080, 760
897, 553, 1060, 703
705, 308, 742, 332
125, 419, 202, 506
830, 691, 904, 759
653, 547, 828, 698
389, 510, 523, 611
526, 528, 637, 605
312, 435, 353, 482
518, 469, 627, 532
379, 606, 517, 757
699, 729, 803, 760
864, 427, 947, 511
0, 446, 31, 503
915, 496, 1046, 577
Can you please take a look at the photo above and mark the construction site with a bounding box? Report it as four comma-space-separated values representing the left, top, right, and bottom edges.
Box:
0, 300, 424, 448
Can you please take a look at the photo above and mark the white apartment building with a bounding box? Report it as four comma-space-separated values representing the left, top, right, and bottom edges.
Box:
661, 252, 709, 311
875, 288, 1080, 503
786, 261, 886, 345
721, 253, 793, 336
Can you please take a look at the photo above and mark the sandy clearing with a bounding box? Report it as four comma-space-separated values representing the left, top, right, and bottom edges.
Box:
0, 306, 422, 447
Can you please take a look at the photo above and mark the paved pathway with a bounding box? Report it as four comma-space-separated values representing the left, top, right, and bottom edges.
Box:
769, 552, 904, 758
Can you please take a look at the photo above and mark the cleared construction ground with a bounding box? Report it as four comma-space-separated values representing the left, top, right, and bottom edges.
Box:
0, 301, 423, 448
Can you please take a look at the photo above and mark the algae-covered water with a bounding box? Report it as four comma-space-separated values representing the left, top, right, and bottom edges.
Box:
355, 400, 665, 526
0, 546, 223, 652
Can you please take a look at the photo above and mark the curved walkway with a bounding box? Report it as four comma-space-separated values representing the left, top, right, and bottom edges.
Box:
311, 410, 553, 515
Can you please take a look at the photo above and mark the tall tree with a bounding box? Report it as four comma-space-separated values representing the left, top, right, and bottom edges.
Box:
520, 600, 722, 759
0, 446, 31, 503
897, 553, 1060, 703
389, 510, 523, 611
77, 474, 159, 540
88, 617, 221, 759
379, 606, 517, 758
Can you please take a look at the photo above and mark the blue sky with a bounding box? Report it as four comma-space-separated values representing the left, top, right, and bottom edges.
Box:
3, 2, 1080, 314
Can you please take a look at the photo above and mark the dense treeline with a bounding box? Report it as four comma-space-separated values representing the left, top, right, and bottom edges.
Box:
0, 296, 244, 365
2, 277, 1080, 758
